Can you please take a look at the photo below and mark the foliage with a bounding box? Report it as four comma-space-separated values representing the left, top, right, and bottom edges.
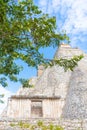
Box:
0, 0, 83, 87
10, 123, 16, 127
0, 0, 69, 87
0, 94, 4, 103
18, 121, 30, 128
45, 54, 84, 71
10, 120, 64, 130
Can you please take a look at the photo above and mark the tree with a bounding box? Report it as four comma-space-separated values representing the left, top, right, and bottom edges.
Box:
0, 0, 83, 87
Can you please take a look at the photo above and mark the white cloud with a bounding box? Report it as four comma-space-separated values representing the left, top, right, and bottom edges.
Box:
38, 0, 48, 13
39, 0, 47, 6
62, 0, 87, 33
38, 0, 87, 51
38, 0, 60, 14
51, 0, 60, 13
38, 0, 87, 32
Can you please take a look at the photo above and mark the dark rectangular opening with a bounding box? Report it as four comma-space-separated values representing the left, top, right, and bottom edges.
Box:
31, 100, 42, 118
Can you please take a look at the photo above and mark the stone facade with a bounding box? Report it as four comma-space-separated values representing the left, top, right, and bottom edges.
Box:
1, 44, 87, 122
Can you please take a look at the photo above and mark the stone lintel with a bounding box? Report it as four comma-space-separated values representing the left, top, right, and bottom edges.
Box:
10, 95, 61, 100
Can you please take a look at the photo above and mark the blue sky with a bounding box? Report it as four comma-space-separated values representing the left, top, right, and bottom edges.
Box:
35, 0, 87, 51
6, 0, 87, 93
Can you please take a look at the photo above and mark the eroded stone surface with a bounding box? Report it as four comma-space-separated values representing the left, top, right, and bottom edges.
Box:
1, 44, 87, 121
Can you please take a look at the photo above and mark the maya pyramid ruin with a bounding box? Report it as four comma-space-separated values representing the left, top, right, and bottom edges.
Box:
2, 44, 87, 120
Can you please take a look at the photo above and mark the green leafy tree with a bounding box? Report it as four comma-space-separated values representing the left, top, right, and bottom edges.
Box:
0, 0, 83, 87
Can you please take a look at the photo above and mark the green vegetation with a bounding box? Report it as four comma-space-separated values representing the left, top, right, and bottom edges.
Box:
0, 94, 4, 103
9, 120, 83, 130
0, 0, 66, 87
0, 0, 83, 88
10, 120, 64, 130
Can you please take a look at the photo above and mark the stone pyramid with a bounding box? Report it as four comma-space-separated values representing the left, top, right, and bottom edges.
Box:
10, 44, 87, 119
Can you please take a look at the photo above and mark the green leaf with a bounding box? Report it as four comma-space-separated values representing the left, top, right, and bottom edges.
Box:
0, 0, 82, 88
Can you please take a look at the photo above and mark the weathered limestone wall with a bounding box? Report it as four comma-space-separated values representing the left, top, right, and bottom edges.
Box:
5, 44, 87, 120
6, 65, 72, 119
7, 98, 64, 119
34, 65, 72, 98
62, 58, 87, 119
43, 99, 64, 118
7, 99, 31, 119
